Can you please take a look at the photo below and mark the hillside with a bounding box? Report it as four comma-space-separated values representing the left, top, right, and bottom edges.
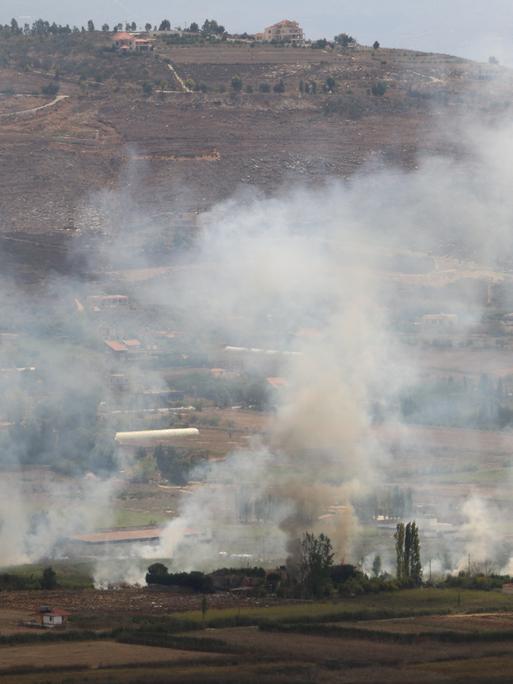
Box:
0, 32, 512, 246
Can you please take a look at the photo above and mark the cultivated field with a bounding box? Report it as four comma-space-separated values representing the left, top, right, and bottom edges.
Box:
0, 590, 512, 682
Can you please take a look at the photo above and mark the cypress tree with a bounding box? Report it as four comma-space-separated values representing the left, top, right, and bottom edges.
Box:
394, 523, 405, 581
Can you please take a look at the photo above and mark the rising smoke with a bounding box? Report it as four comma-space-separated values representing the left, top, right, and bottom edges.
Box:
3, 115, 513, 580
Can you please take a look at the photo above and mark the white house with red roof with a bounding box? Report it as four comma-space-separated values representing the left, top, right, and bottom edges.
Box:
112, 31, 154, 53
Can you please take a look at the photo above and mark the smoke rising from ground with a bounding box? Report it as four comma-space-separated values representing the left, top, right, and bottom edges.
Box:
3, 114, 513, 579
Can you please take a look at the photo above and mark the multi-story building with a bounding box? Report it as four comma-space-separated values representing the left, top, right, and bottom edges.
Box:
256, 20, 304, 45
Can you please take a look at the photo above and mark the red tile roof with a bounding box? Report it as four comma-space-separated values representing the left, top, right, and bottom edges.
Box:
104, 340, 128, 352
112, 32, 134, 40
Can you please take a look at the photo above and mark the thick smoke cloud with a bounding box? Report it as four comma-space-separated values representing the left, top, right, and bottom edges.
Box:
2, 114, 513, 579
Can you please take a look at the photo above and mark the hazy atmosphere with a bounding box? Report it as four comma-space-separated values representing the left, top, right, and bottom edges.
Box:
2, 3, 513, 682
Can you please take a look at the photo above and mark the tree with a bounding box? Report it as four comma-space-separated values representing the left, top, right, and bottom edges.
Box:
231, 74, 243, 91
145, 23, 152, 32
41, 566, 57, 590
273, 79, 286, 93
395, 521, 422, 585
299, 532, 334, 598
373, 40, 380, 49
10, 18, 20, 34
202, 19, 225, 36
371, 81, 387, 96
41, 82, 60, 97
410, 522, 422, 585
259, 82, 271, 93
159, 19, 171, 31
489, 55, 499, 65
394, 522, 405, 581
146, 562, 168, 582
130, 21, 137, 31
334, 33, 356, 48
189, 22, 199, 33
87, 19, 95, 32
142, 82, 153, 96
102, 23, 109, 32
312, 38, 328, 49
325, 76, 336, 92
372, 554, 382, 577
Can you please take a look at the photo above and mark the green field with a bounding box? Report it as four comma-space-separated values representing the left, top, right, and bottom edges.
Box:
173, 588, 513, 626
0, 560, 94, 589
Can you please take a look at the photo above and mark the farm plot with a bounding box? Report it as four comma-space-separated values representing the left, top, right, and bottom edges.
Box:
350, 611, 513, 635
0, 640, 222, 672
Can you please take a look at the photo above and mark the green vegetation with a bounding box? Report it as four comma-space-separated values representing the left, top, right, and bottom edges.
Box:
171, 588, 513, 626
146, 564, 213, 592
298, 532, 334, 598
0, 560, 94, 589
394, 521, 422, 585
40, 565, 57, 590
334, 33, 356, 48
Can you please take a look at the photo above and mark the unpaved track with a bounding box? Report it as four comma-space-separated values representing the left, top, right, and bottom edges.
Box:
0, 94, 68, 119
167, 63, 192, 92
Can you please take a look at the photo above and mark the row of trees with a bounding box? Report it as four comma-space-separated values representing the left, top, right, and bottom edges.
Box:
146, 526, 423, 599
394, 522, 422, 585
0, 17, 226, 37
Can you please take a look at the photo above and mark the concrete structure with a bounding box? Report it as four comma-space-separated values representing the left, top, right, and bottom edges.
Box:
87, 295, 129, 312
115, 427, 199, 447
36, 608, 70, 628
256, 20, 304, 44
71, 527, 163, 546
420, 313, 458, 340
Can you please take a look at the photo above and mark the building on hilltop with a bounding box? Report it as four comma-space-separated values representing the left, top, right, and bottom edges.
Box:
112, 31, 154, 53
256, 20, 304, 45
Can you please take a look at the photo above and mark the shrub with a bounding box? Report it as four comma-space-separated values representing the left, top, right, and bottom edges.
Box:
231, 74, 243, 91
259, 81, 271, 93
41, 82, 59, 96
371, 81, 387, 96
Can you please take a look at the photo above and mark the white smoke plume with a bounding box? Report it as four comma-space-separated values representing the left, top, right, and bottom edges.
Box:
5, 113, 513, 581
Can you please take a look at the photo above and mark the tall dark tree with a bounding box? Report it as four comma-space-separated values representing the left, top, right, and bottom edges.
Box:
159, 19, 171, 31
41, 566, 57, 590
394, 522, 405, 581
404, 521, 412, 579
87, 19, 95, 32
395, 521, 422, 584
410, 522, 422, 585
